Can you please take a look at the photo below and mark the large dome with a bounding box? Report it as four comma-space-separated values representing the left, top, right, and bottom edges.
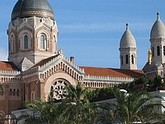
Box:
150, 13, 165, 39
120, 24, 136, 49
11, 0, 54, 21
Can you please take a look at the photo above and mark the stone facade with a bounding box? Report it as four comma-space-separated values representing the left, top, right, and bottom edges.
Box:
8, 16, 58, 69
4, 0, 165, 118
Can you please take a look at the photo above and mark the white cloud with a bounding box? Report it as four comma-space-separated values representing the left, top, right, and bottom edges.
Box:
59, 21, 152, 34
60, 22, 122, 33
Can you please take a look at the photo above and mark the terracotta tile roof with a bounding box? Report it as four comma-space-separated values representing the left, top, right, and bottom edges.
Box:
80, 66, 144, 78
0, 61, 19, 71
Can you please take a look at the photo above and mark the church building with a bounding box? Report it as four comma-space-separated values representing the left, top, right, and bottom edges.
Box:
0, 0, 164, 117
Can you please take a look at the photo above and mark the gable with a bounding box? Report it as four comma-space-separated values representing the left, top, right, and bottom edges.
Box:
29, 53, 84, 81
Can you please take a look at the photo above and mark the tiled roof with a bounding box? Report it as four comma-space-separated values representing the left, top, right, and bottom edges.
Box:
80, 66, 144, 78
0, 61, 19, 71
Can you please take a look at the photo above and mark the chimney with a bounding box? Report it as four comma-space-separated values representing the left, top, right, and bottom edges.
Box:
70, 57, 74, 64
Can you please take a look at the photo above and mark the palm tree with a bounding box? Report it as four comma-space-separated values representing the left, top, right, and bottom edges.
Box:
99, 88, 164, 124
25, 99, 64, 124
25, 83, 97, 124
61, 82, 97, 124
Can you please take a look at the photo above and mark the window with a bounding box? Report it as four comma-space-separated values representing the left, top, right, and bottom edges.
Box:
157, 46, 160, 56
24, 35, 28, 49
9, 89, 12, 96
0, 87, 3, 96
152, 47, 154, 57
126, 55, 129, 64
121, 56, 123, 65
40, 33, 47, 49
163, 46, 165, 56
17, 89, 19, 96
10, 35, 15, 52
50, 79, 68, 100
131, 55, 134, 64
13, 89, 15, 96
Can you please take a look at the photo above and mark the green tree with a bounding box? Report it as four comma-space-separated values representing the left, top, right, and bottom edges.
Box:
86, 87, 114, 102
127, 76, 149, 92
99, 88, 164, 124
148, 75, 164, 91
62, 83, 97, 124
25, 83, 98, 124
25, 100, 65, 124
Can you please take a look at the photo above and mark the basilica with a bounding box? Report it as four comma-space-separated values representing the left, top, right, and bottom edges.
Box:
0, 0, 165, 117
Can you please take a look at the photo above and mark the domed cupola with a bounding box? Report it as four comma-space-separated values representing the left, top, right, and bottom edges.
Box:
150, 13, 165, 39
11, 0, 54, 21
120, 23, 136, 49
8, 0, 58, 70
119, 23, 137, 70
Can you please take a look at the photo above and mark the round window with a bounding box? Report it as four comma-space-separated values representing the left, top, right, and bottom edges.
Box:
50, 79, 68, 100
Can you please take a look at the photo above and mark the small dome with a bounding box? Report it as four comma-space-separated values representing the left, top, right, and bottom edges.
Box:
150, 13, 165, 39
11, 0, 54, 21
120, 24, 136, 48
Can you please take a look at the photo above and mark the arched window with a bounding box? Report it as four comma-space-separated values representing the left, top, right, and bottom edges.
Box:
163, 46, 165, 56
9, 42, 11, 52
152, 47, 154, 57
121, 56, 123, 65
24, 35, 28, 49
131, 55, 134, 64
13, 89, 15, 96
9, 89, 12, 96
40, 33, 47, 49
17, 89, 19, 96
10, 35, 15, 52
125, 55, 129, 64
157, 46, 160, 56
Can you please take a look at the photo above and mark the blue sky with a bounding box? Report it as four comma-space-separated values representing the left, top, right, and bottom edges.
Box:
0, 0, 165, 69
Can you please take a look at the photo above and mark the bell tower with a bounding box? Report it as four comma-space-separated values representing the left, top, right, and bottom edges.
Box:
8, 0, 58, 70
150, 13, 165, 66
119, 24, 137, 70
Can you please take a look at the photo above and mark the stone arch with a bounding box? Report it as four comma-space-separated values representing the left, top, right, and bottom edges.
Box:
44, 72, 77, 101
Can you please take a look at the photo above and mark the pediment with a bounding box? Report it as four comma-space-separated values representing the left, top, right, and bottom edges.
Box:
35, 22, 51, 32
18, 22, 33, 31
17, 25, 33, 34
32, 52, 84, 81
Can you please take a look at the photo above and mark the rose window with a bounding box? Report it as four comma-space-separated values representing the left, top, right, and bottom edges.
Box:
50, 79, 68, 100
